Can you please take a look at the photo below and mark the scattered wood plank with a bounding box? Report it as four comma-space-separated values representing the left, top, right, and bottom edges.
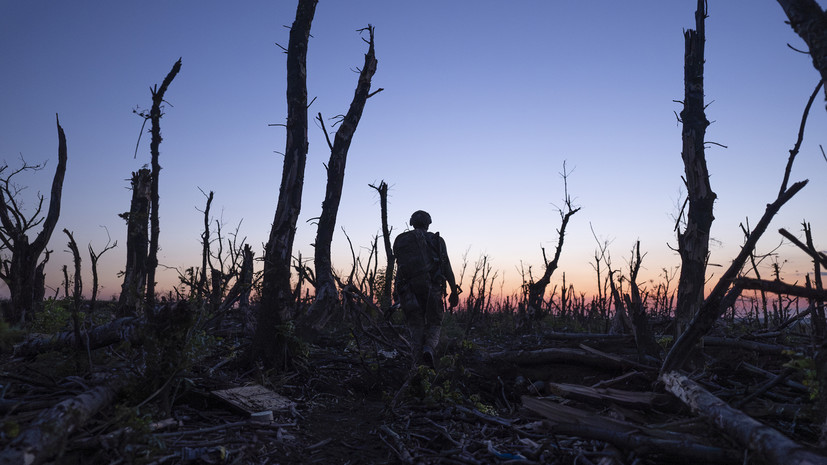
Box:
661, 371, 827, 465
211, 384, 294, 417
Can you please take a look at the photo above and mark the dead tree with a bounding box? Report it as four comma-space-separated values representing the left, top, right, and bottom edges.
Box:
251, 0, 318, 368
88, 229, 116, 316
661, 80, 821, 373
144, 58, 182, 319
0, 115, 67, 324
526, 163, 580, 319
776, 0, 827, 109
63, 229, 83, 350
624, 241, 660, 360
674, 0, 716, 337
303, 25, 380, 332
198, 190, 215, 303
370, 181, 394, 312
118, 168, 151, 316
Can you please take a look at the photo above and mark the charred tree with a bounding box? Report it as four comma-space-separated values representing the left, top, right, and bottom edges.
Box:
63, 229, 83, 350
674, 0, 716, 338
0, 115, 67, 324
661, 81, 820, 373
199, 190, 215, 302
144, 58, 182, 320
303, 25, 380, 332
118, 168, 151, 316
526, 164, 580, 318
370, 181, 394, 312
624, 241, 661, 360
88, 232, 116, 316
251, 0, 318, 369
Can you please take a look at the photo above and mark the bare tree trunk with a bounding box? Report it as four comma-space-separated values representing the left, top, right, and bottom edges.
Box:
370, 181, 394, 312
145, 58, 182, 320
661, 371, 827, 465
527, 164, 579, 318
251, 0, 317, 369
303, 26, 379, 332
624, 241, 660, 360
661, 81, 821, 373
674, 0, 715, 338
88, 235, 116, 316
199, 190, 215, 303
64, 229, 83, 350
118, 168, 151, 316
775, 0, 827, 109
0, 115, 67, 324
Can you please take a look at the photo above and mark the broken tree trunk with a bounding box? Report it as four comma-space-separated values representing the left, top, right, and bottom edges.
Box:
14, 316, 140, 357
0, 378, 124, 465
303, 25, 379, 332
144, 58, 182, 319
0, 115, 68, 324
487, 347, 654, 373
661, 371, 827, 465
526, 165, 579, 318
251, 0, 317, 369
521, 396, 740, 464
370, 181, 394, 312
674, 0, 715, 338
118, 168, 151, 317
662, 85, 815, 373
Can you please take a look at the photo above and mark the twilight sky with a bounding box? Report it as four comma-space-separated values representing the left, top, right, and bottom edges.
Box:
1, 1, 825, 301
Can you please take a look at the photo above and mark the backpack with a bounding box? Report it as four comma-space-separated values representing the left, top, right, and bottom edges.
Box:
393, 229, 441, 281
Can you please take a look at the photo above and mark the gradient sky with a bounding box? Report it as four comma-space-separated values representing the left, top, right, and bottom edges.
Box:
1, 1, 825, 301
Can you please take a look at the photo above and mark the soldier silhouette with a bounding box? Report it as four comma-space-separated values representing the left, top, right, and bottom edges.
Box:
392, 210, 459, 367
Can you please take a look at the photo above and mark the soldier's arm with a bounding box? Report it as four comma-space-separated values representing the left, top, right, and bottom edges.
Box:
438, 237, 458, 293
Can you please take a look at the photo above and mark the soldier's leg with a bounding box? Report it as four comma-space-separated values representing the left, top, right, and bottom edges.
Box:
422, 285, 446, 367
400, 284, 425, 364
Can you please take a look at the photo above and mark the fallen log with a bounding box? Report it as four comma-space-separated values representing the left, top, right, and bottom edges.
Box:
661, 371, 827, 465
487, 347, 648, 372
702, 336, 793, 355
0, 378, 123, 465
14, 317, 140, 357
521, 396, 739, 464
546, 382, 676, 411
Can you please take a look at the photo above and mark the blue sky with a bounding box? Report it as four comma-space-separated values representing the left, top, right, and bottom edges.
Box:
1, 1, 825, 300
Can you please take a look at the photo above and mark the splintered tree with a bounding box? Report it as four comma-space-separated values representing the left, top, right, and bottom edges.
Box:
661, 73, 819, 374
303, 25, 380, 332
674, 0, 715, 338
118, 168, 151, 316
0, 115, 68, 324
251, 0, 318, 369
370, 180, 394, 312
144, 58, 182, 319
525, 163, 580, 320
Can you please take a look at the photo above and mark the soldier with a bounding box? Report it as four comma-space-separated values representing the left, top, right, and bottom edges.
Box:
392, 210, 459, 367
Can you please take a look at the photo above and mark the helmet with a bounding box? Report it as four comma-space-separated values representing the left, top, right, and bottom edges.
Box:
410, 210, 432, 229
